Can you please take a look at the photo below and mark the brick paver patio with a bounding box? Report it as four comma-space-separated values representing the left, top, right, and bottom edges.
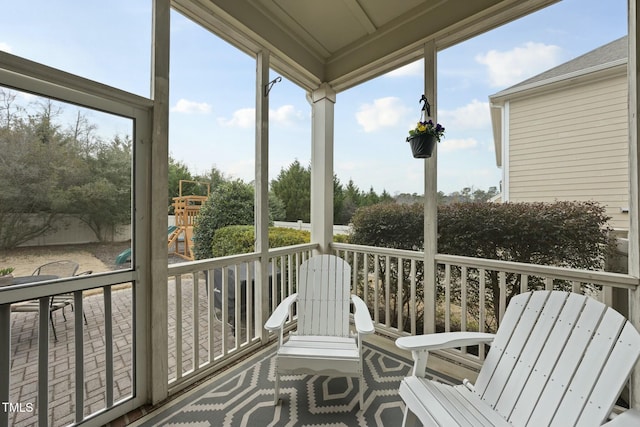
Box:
7, 278, 233, 427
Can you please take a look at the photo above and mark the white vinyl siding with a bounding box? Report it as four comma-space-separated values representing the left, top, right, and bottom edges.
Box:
507, 73, 629, 230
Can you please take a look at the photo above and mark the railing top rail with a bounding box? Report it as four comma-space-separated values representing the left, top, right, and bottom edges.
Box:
435, 253, 640, 289
330, 242, 639, 290
167, 243, 319, 275
331, 242, 424, 260
267, 243, 318, 257
168, 252, 261, 275
0, 270, 135, 304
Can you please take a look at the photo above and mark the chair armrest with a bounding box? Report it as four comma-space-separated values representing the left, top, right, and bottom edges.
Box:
397, 332, 495, 377
604, 409, 640, 426
264, 293, 297, 331
396, 332, 495, 352
351, 295, 374, 335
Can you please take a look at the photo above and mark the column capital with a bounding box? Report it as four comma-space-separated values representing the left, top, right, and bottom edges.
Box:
311, 82, 336, 103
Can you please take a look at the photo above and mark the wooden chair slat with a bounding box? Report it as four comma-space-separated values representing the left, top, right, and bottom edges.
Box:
527, 297, 608, 426
475, 291, 532, 393
397, 291, 640, 427
509, 292, 586, 422
265, 254, 373, 409
577, 321, 640, 425
494, 291, 567, 417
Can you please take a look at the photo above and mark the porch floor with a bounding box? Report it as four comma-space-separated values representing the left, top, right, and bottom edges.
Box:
123, 334, 467, 427
8, 286, 478, 427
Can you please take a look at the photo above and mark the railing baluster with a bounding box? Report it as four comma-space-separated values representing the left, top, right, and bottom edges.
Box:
74, 290, 85, 422
385, 256, 391, 327
247, 261, 254, 344
445, 264, 451, 332
38, 297, 49, 426
207, 269, 216, 362
571, 280, 580, 294
373, 254, 379, 325
104, 286, 114, 408
479, 269, 486, 334
221, 267, 229, 356
233, 264, 240, 350
278, 255, 285, 307
192, 272, 199, 369
0, 304, 10, 427
363, 252, 369, 307
410, 260, 416, 335
353, 251, 359, 295
498, 271, 506, 322
521, 274, 528, 294
479, 268, 487, 359
545, 277, 553, 291
397, 257, 404, 332
175, 275, 183, 380
461, 266, 467, 333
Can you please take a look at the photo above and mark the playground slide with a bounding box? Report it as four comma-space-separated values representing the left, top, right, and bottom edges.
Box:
114, 226, 179, 265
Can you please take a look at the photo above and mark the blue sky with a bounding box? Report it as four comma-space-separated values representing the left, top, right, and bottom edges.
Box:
1, 0, 628, 195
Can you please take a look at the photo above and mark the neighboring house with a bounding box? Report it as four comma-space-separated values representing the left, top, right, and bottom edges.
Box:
490, 36, 629, 231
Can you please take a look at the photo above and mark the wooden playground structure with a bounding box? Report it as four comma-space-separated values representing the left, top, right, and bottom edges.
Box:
168, 180, 209, 260
115, 180, 209, 264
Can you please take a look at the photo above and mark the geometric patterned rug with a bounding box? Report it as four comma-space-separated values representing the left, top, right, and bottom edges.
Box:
136, 341, 458, 427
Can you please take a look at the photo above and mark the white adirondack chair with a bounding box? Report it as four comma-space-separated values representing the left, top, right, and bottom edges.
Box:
264, 254, 374, 409
396, 290, 640, 427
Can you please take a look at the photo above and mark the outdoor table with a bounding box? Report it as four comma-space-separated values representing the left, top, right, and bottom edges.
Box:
10, 275, 59, 285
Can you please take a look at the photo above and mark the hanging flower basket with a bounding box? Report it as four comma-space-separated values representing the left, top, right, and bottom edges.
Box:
405, 95, 445, 159
407, 133, 437, 158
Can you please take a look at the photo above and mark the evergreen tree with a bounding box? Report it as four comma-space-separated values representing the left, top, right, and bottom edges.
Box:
270, 160, 311, 222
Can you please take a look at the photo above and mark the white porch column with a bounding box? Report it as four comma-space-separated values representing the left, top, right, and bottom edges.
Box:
310, 83, 336, 254
255, 51, 270, 342
628, 0, 640, 408
149, 0, 170, 404
423, 41, 438, 334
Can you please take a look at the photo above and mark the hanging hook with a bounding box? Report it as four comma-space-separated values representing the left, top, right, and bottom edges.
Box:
264, 76, 282, 97
419, 94, 431, 117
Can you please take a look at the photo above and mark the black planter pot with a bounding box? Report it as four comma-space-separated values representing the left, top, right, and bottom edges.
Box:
407, 133, 437, 158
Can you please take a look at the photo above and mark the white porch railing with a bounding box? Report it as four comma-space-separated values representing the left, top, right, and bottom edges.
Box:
166, 243, 317, 394
331, 242, 640, 368
165, 241, 640, 399
0, 270, 137, 426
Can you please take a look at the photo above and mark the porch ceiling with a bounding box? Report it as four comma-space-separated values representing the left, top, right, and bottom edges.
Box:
172, 0, 560, 92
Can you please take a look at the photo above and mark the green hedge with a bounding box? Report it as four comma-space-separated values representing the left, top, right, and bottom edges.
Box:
211, 225, 310, 257
350, 200, 613, 332
192, 180, 254, 260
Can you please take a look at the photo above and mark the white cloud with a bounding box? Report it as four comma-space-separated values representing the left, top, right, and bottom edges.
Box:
475, 42, 562, 87
218, 105, 303, 129
171, 98, 212, 114
439, 99, 491, 131
0, 42, 12, 53
270, 104, 304, 126
439, 137, 478, 152
356, 97, 411, 133
385, 60, 423, 77
218, 108, 255, 128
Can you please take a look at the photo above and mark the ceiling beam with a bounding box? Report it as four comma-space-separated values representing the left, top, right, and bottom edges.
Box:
342, 0, 376, 34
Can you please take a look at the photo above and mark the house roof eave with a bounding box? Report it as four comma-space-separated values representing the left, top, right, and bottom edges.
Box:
489, 58, 627, 103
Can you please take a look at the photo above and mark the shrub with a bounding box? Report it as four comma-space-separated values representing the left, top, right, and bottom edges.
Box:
350, 202, 423, 250
437, 201, 611, 268
192, 180, 254, 259
350, 200, 612, 332
211, 225, 310, 257
333, 233, 350, 243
